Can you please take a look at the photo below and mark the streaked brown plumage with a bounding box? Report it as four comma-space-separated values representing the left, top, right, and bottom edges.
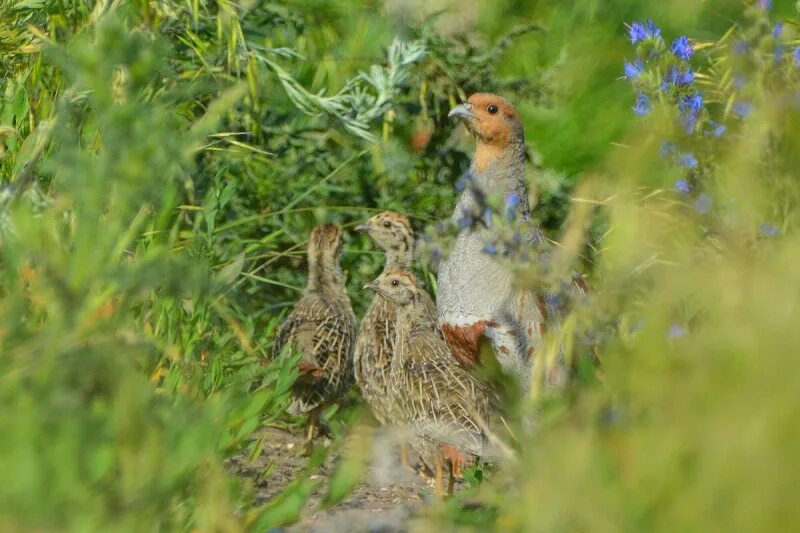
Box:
274, 224, 356, 451
352, 212, 436, 426
365, 269, 490, 494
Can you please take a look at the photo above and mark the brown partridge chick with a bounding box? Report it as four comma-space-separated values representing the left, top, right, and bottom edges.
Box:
353, 212, 437, 469
365, 269, 491, 495
274, 224, 356, 454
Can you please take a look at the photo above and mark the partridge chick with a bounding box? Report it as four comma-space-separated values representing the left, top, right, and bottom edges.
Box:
353, 212, 437, 469
274, 224, 356, 454
365, 269, 490, 495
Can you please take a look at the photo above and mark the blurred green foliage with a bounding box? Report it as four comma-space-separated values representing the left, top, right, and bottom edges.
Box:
1, 0, 799, 531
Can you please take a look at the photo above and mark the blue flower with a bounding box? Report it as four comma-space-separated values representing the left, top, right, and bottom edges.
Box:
457, 215, 473, 229
633, 92, 652, 115
628, 22, 647, 44
482, 243, 498, 255
623, 58, 644, 79
773, 22, 783, 38
683, 93, 703, 115
504, 192, 520, 220
707, 121, 726, 138
628, 20, 661, 44
694, 193, 713, 214
680, 153, 698, 169
546, 293, 562, 312
482, 207, 493, 228
759, 223, 779, 237
733, 102, 753, 118
675, 179, 691, 194
668, 324, 686, 340
679, 92, 704, 132
759, 0, 772, 10
454, 172, 473, 192
645, 20, 662, 40
671, 36, 693, 61
665, 66, 694, 86
660, 141, 676, 158
505, 192, 520, 209
793, 47, 800, 67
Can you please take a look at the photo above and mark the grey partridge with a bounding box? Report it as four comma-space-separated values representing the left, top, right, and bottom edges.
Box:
437, 93, 548, 394
273, 224, 356, 453
365, 269, 490, 495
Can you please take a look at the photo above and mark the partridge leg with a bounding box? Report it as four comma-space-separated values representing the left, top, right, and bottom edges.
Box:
434, 454, 447, 496
400, 443, 412, 470
301, 407, 320, 457
447, 461, 456, 495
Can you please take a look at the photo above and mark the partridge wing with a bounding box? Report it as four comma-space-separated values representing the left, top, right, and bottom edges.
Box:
404, 334, 488, 454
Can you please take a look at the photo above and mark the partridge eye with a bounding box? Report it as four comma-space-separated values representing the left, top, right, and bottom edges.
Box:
487, 104, 499, 114
383, 221, 391, 228
390, 279, 400, 287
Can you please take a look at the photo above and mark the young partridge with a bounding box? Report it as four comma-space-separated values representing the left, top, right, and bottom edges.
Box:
437, 93, 550, 394
274, 224, 356, 454
353, 212, 437, 468
365, 269, 490, 495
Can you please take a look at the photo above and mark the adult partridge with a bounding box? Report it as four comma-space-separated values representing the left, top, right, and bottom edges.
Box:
274, 224, 356, 453
437, 93, 547, 394
365, 269, 490, 495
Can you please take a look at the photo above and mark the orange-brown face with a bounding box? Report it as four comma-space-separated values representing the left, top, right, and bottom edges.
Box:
449, 93, 523, 149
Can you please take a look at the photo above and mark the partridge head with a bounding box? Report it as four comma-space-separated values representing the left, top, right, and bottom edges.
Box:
364, 269, 420, 307
306, 223, 346, 291
354, 212, 414, 257
449, 93, 525, 173
308, 223, 343, 263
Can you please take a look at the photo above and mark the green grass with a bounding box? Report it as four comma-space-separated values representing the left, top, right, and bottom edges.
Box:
1, 0, 799, 531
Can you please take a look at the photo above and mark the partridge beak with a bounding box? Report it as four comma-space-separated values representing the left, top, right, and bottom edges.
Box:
363, 281, 379, 292
354, 223, 370, 233
448, 103, 475, 120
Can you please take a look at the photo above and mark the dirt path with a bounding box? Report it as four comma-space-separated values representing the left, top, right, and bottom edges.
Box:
229, 427, 448, 532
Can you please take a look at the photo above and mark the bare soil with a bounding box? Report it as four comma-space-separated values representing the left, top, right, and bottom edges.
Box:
229, 426, 455, 533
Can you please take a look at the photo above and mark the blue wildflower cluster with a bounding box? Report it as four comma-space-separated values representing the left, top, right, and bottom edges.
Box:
730, 4, 800, 117
622, 12, 799, 218
623, 20, 705, 134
